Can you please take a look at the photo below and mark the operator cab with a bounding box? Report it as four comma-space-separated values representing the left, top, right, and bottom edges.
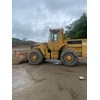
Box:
48, 28, 64, 54
49, 28, 63, 43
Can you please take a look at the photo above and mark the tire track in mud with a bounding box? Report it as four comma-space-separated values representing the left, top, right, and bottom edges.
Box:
67, 88, 79, 100
57, 83, 79, 100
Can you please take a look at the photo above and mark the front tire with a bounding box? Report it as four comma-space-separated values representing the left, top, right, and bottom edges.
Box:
28, 49, 43, 65
60, 49, 79, 66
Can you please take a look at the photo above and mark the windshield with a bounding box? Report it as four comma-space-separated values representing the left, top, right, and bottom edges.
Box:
50, 31, 58, 41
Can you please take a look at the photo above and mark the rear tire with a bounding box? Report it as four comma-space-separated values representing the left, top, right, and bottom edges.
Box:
60, 49, 79, 66
28, 49, 43, 65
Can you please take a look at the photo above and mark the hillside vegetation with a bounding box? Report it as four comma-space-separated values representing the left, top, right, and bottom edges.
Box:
12, 38, 36, 47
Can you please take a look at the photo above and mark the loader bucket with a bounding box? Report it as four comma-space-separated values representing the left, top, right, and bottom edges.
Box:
12, 50, 29, 64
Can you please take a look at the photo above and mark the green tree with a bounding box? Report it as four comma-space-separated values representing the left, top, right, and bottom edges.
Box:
65, 13, 87, 39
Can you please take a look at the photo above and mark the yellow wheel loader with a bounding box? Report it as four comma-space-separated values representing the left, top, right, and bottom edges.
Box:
28, 28, 87, 66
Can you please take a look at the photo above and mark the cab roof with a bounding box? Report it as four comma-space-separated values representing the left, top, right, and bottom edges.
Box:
49, 28, 63, 32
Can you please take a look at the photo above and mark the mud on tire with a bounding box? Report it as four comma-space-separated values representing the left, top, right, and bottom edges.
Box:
28, 49, 43, 65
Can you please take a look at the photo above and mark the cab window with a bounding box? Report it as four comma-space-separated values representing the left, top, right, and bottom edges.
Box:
50, 31, 58, 41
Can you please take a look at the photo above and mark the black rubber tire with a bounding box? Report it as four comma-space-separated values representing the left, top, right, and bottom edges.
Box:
60, 49, 79, 66
28, 49, 43, 65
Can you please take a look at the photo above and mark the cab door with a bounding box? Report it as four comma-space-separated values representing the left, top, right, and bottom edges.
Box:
49, 31, 59, 51
48, 31, 60, 59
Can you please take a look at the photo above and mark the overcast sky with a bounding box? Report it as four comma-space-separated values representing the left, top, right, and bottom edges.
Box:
12, 0, 87, 42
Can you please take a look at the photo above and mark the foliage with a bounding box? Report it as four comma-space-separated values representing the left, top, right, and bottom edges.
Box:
64, 13, 87, 39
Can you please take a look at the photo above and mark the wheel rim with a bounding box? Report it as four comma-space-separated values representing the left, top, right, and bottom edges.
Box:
65, 54, 74, 62
31, 54, 38, 61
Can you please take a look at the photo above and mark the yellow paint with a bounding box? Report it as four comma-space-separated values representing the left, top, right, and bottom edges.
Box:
30, 28, 87, 60
31, 54, 37, 61
66, 55, 73, 61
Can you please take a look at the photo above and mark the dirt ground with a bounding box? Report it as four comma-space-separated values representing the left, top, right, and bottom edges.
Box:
12, 58, 87, 100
